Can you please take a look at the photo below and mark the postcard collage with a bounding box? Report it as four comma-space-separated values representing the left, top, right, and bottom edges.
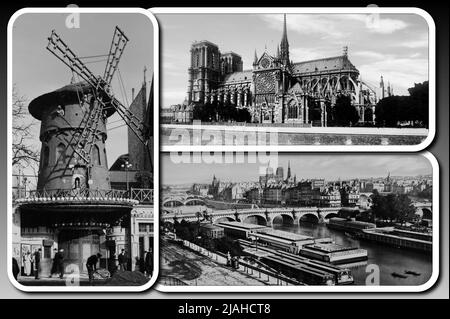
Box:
7, 6, 439, 294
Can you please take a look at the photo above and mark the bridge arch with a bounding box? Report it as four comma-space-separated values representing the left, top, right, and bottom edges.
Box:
162, 199, 184, 208
322, 211, 339, 220
243, 214, 267, 226
214, 216, 236, 223
272, 213, 295, 225
184, 198, 206, 206
421, 208, 432, 220
299, 213, 320, 224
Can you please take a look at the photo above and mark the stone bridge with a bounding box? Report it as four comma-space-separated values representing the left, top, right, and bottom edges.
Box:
413, 202, 433, 220
161, 206, 342, 226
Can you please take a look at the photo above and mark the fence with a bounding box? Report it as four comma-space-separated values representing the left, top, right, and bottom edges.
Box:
158, 275, 188, 286
14, 187, 154, 205
182, 240, 303, 286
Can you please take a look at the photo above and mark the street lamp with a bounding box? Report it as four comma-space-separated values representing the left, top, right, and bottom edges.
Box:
121, 161, 133, 194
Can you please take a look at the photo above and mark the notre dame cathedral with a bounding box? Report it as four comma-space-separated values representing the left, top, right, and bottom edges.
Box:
177, 15, 392, 126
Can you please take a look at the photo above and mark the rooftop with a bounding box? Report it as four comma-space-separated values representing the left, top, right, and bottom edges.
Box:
291, 55, 358, 75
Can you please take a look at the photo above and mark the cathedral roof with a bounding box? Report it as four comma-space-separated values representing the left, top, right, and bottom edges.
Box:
222, 70, 253, 85
291, 55, 358, 76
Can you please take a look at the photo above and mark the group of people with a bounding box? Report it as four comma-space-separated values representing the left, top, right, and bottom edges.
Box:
134, 250, 153, 277
12, 247, 152, 283
21, 249, 42, 279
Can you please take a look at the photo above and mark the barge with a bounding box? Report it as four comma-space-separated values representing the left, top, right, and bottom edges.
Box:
238, 239, 353, 285
355, 227, 432, 253
300, 241, 368, 264
327, 217, 376, 233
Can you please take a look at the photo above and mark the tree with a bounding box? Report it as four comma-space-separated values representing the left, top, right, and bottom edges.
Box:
134, 171, 153, 188
375, 81, 428, 128
12, 85, 39, 170
408, 81, 429, 128
333, 94, 359, 126
375, 96, 408, 127
370, 191, 415, 223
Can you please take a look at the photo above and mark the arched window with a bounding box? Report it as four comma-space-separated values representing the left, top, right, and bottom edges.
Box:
288, 103, 298, 119
74, 177, 80, 189
56, 143, 66, 165
92, 145, 101, 166
42, 145, 50, 167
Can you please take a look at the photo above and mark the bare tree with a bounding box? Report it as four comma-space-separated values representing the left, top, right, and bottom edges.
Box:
12, 85, 40, 170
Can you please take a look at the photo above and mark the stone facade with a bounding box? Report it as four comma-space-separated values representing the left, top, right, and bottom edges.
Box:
180, 15, 389, 126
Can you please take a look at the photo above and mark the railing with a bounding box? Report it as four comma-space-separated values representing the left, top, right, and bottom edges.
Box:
15, 187, 155, 205
130, 188, 154, 204
166, 121, 313, 128
14, 188, 136, 204
158, 275, 188, 286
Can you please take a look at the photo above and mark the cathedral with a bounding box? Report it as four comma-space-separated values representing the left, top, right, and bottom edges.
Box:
177, 15, 393, 126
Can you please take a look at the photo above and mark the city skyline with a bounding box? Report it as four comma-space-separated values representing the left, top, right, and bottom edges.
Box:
157, 13, 429, 107
162, 154, 433, 185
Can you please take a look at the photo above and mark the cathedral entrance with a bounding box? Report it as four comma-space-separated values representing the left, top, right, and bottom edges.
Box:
58, 229, 102, 273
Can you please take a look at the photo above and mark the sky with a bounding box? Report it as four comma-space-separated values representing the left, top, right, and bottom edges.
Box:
161, 153, 433, 185
12, 12, 154, 176
156, 13, 429, 108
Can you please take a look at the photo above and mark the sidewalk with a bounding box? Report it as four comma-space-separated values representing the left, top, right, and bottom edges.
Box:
17, 274, 108, 286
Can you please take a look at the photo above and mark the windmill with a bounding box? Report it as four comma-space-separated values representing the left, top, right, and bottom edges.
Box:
44, 26, 153, 187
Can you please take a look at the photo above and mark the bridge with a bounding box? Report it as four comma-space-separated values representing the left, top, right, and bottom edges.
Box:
413, 202, 433, 219
161, 206, 343, 226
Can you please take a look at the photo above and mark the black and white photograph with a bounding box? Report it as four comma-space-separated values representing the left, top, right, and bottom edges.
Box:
155, 10, 434, 150
159, 152, 436, 290
8, 9, 159, 290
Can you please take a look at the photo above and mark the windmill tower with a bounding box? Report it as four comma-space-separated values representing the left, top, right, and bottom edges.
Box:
16, 27, 153, 274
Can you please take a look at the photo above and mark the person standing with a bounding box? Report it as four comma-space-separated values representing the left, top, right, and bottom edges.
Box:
144, 250, 153, 277
23, 251, 32, 276
49, 248, 58, 277
118, 249, 127, 271
33, 248, 41, 279
56, 248, 65, 279
12, 258, 20, 280
86, 253, 102, 284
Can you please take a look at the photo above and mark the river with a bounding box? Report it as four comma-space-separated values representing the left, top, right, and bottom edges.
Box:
272, 221, 433, 286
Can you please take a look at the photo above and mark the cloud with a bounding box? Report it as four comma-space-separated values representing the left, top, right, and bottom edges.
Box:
290, 47, 331, 62
260, 14, 347, 40
353, 50, 387, 60
400, 39, 428, 48
343, 14, 408, 34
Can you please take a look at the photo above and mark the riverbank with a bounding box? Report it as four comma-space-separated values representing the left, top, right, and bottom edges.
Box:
160, 238, 300, 286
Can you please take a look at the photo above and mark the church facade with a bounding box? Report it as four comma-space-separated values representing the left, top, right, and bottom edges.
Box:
180, 15, 392, 127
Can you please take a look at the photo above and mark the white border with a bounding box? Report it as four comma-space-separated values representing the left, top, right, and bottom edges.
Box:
7, 7, 160, 292
156, 151, 439, 293
152, 7, 436, 153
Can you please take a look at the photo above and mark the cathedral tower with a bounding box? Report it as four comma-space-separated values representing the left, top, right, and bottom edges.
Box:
187, 40, 221, 104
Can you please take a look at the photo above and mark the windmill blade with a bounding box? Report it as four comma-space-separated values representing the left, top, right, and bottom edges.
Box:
107, 97, 149, 146
103, 26, 129, 85
47, 30, 101, 88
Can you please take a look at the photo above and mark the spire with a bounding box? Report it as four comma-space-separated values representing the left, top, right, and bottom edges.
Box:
253, 49, 258, 65
343, 45, 348, 57
287, 160, 291, 179
280, 14, 290, 65
277, 45, 280, 58
143, 66, 147, 87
